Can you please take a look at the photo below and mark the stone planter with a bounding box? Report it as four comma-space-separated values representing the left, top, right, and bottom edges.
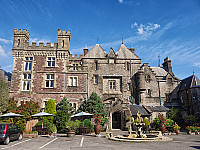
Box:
23, 133, 38, 138
67, 131, 75, 138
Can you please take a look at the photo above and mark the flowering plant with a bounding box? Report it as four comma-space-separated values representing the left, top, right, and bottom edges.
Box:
23, 130, 38, 134
173, 122, 181, 130
158, 114, 167, 125
93, 114, 102, 125
185, 126, 200, 132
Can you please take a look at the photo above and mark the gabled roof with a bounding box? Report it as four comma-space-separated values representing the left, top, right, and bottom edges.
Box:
83, 43, 107, 58
144, 105, 169, 112
179, 74, 200, 91
107, 47, 116, 58
116, 44, 140, 59
150, 67, 168, 77
129, 105, 150, 116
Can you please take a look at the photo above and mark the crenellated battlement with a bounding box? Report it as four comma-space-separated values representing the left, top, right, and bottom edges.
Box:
58, 29, 71, 35
14, 29, 30, 38
69, 54, 83, 60
26, 42, 59, 50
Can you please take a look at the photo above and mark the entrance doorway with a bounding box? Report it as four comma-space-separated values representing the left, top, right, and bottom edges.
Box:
112, 111, 121, 129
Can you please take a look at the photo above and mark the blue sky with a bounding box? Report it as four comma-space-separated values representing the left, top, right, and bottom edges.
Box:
0, 0, 200, 79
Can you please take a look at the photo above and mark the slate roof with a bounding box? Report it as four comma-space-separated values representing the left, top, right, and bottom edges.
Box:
150, 67, 168, 77
144, 105, 169, 112
179, 74, 200, 91
129, 105, 150, 116
83, 43, 107, 58
107, 47, 116, 58
116, 44, 140, 59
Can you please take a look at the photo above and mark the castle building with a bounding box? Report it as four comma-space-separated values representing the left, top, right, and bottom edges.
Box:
10, 29, 182, 129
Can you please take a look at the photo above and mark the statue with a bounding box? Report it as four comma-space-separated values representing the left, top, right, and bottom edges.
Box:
137, 110, 142, 123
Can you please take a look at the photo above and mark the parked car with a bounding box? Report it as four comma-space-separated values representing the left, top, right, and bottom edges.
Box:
0, 123, 23, 145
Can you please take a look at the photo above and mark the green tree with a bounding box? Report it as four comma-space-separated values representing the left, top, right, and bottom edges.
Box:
0, 73, 9, 114
55, 97, 73, 133
168, 107, 184, 126
80, 92, 106, 116
44, 98, 56, 123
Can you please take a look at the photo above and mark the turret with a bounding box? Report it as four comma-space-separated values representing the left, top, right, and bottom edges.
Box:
58, 29, 71, 50
13, 29, 29, 49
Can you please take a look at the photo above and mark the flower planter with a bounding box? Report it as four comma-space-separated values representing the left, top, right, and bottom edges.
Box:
187, 130, 192, 135
23, 133, 38, 138
67, 131, 75, 138
94, 125, 101, 135
159, 124, 166, 134
175, 130, 180, 135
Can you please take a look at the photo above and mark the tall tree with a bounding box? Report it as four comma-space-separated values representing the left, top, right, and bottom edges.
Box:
44, 98, 56, 123
0, 72, 9, 114
55, 97, 73, 133
81, 92, 106, 116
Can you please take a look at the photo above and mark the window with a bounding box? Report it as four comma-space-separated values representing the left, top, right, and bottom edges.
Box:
45, 74, 54, 88
128, 83, 131, 90
109, 80, 116, 90
146, 75, 150, 82
24, 57, 33, 71
94, 75, 98, 84
73, 103, 77, 111
22, 73, 31, 91
126, 62, 129, 70
95, 61, 98, 70
73, 64, 78, 70
63, 40, 64, 47
147, 89, 151, 96
69, 77, 78, 86
18, 39, 20, 46
47, 57, 55, 67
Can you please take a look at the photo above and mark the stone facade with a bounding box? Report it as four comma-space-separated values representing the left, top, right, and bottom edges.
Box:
10, 29, 182, 130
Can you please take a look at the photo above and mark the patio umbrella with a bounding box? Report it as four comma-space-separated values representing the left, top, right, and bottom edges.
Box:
31, 112, 55, 128
0, 112, 24, 117
70, 112, 94, 126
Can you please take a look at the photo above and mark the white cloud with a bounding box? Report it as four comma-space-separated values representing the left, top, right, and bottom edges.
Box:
193, 62, 200, 68
0, 45, 7, 56
131, 22, 161, 35
0, 38, 12, 44
119, 0, 123, 3
1, 64, 13, 70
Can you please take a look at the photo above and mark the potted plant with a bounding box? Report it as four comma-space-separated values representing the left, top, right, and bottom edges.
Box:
158, 114, 167, 134
23, 130, 38, 138
93, 114, 102, 135
48, 123, 57, 137
66, 120, 79, 138
173, 122, 181, 135
185, 126, 192, 134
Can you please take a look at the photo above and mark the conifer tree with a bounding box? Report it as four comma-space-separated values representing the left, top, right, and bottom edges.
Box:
44, 98, 56, 123
82, 92, 106, 116
55, 97, 73, 133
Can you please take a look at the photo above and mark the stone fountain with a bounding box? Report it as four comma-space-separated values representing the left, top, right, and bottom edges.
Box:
108, 111, 172, 142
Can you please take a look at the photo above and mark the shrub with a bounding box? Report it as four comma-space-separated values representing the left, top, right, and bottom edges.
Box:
66, 120, 79, 131
166, 119, 174, 127
44, 98, 56, 124
143, 118, 150, 127
187, 115, 197, 125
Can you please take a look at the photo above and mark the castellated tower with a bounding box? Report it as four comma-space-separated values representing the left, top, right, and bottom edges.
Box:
13, 29, 30, 49
58, 29, 71, 50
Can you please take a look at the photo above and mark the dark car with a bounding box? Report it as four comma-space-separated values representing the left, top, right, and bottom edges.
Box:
0, 123, 23, 145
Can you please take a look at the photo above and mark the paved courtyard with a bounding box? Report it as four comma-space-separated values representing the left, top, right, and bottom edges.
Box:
0, 131, 199, 150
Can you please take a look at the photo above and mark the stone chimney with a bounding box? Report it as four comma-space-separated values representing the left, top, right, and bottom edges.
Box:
129, 46, 135, 53
83, 44, 88, 56
162, 57, 174, 76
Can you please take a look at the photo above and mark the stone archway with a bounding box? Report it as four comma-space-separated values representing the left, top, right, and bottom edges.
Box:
112, 111, 121, 129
